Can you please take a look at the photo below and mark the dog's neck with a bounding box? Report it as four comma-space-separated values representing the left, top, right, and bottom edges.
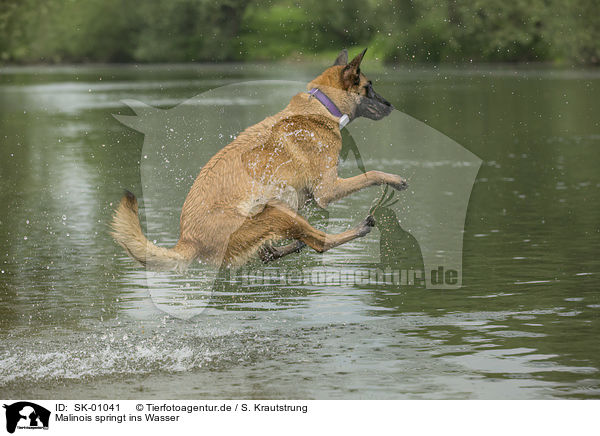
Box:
306, 88, 350, 129
287, 91, 352, 130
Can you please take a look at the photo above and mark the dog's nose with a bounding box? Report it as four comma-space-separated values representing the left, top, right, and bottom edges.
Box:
382, 99, 394, 110
374, 91, 393, 109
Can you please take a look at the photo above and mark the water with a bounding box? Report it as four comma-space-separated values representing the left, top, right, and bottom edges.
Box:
0, 63, 599, 399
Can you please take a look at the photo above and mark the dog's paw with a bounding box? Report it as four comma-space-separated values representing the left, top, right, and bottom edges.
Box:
364, 214, 376, 227
357, 215, 376, 237
258, 244, 278, 263
387, 175, 408, 191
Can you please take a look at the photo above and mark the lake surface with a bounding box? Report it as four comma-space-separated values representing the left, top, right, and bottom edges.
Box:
0, 63, 599, 399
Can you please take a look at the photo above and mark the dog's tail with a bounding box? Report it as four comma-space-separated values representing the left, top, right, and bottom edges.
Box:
110, 191, 195, 271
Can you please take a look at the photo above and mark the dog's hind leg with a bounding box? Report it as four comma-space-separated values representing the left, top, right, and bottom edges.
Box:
228, 200, 375, 259
259, 240, 306, 263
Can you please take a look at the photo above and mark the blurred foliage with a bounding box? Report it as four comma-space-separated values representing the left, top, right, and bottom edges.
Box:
0, 0, 598, 65
238, 0, 375, 59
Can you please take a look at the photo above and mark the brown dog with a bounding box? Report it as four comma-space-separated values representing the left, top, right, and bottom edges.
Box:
111, 49, 407, 271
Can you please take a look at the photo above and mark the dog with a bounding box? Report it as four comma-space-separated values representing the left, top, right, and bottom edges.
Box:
111, 48, 407, 271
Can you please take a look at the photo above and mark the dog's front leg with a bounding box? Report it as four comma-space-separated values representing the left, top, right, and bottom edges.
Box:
315, 170, 407, 207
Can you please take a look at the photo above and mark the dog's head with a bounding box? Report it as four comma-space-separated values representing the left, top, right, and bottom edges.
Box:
308, 48, 393, 121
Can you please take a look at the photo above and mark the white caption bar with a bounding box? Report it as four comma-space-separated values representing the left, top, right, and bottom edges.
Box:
0, 400, 596, 435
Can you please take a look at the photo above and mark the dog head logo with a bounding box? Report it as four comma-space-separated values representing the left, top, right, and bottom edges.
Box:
3, 402, 50, 433
113, 49, 481, 319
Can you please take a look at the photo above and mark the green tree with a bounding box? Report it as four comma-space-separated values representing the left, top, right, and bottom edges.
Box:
547, 0, 600, 65
135, 0, 251, 62
0, 0, 599, 65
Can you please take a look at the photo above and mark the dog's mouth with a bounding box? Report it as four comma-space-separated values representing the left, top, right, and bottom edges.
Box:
357, 93, 394, 120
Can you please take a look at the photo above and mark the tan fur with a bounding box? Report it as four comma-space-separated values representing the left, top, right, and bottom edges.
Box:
111, 49, 407, 271
111, 192, 196, 271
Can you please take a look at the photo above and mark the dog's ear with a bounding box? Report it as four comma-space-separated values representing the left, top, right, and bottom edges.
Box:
333, 49, 348, 66
342, 48, 367, 89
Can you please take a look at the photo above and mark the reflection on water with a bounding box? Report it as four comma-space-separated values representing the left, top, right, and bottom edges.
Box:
0, 64, 599, 399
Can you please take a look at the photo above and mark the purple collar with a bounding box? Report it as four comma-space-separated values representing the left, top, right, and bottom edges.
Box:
307, 88, 350, 129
